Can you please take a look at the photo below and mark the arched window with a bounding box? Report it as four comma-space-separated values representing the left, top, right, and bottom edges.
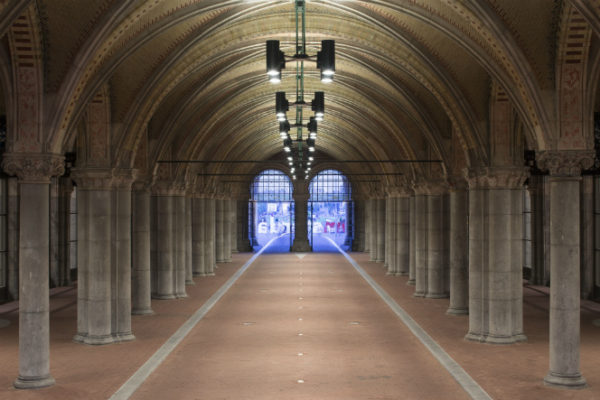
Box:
308, 169, 352, 251
249, 169, 294, 251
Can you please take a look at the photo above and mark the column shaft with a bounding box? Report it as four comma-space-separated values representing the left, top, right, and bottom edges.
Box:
447, 189, 468, 315
216, 199, 226, 262
153, 196, 175, 299
407, 195, 416, 285
185, 197, 194, 285
192, 197, 206, 276
414, 194, 427, 296
395, 196, 410, 276
375, 198, 385, 262
173, 195, 187, 298
426, 194, 447, 298
369, 199, 377, 260
204, 198, 216, 275
385, 196, 396, 274
132, 188, 153, 315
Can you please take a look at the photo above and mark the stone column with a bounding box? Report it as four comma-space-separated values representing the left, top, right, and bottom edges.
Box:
237, 198, 252, 252
528, 174, 549, 286
407, 195, 416, 285
204, 197, 217, 275
352, 198, 365, 252
72, 168, 114, 346
151, 183, 176, 299
57, 177, 74, 287
425, 182, 448, 298
223, 198, 232, 262
364, 198, 371, 253
7, 177, 18, 300
465, 167, 528, 344
185, 196, 194, 285
581, 175, 593, 299
192, 195, 206, 276
447, 182, 469, 315
539, 151, 592, 389
132, 181, 153, 315
291, 191, 311, 252
3, 153, 63, 389
173, 192, 187, 298
369, 199, 377, 260
395, 193, 410, 276
375, 198, 385, 263
110, 170, 135, 342
230, 198, 238, 253
385, 194, 396, 274
215, 199, 226, 262
413, 185, 428, 297
49, 178, 59, 287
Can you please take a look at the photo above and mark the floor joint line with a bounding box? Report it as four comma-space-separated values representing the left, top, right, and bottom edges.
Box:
326, 237, 492, 400
109, 235, 282, 400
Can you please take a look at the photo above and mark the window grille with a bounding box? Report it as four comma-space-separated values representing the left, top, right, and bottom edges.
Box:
251, 169, 293, 202
309, 169, 351, 202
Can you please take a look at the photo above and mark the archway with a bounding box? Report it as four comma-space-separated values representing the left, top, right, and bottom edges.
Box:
308, 169, 352, 252
249, 169, 294, 253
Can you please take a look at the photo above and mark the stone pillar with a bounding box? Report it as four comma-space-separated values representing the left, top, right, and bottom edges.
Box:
539, 151, 592, 389
385, 194, 396, 274
413, 186, 428, 297
215, 199, 226, 262
57, 177, 74, 287
465, 167, 528, 344
192, 196, 206, 276
407, 195, 416, 285
581, 175, 594, 299
110, 170, 135, 342
72, 169, 114, 345
363, 198, 371, 253
7, 177, 18, 300
49, 178, 59, 287
204, 197, 217, 275
447, 183, 469, 315
528, 174, 549, 286
185, 196, 194, 285
369, 199, 377, 260
132, 182, 153, 315
151, 184, 176, 299
230, 199, 238, 253
375, 198, 385, 262
425, 182, 448, 298
173, 193, 187, 298
3, 153, 63, 389
291, 191, 311, 252
395, 194, 410, 276
352, 199, 365, 252
237, 198, 252, 252
384, 195, 394, 271
223, 198, 232, 262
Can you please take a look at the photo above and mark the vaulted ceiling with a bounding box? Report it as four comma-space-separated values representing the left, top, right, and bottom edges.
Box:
2, 0, 599, 190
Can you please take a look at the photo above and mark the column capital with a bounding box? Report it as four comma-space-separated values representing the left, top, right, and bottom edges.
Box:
71, 168, 113, 190
447, 174, 468, 191
536, 150, 595, 177
385, 184, 412, 198
112, 168, 137, 190
2, 153, 64, 183
412, 179, 447, 195
464, 167, 529, 189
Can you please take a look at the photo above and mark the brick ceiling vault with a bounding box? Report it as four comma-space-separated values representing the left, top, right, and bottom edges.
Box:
1, 0, 598, 188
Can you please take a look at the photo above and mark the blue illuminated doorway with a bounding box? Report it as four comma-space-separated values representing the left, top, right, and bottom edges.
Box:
249, 170, 294, 253
308, 169, 352, 252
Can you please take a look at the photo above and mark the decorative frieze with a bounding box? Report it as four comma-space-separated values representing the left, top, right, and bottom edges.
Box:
2, 153, 64, 183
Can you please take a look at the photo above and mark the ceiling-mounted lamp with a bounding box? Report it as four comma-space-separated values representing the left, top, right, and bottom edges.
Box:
317, 40, 335, 83
279, 120, 291, 138
306, 138, 315, 152
266, 40, 285, 83
276, 92, 289, 120
307, 117, 317, 139
311, 92, 324, 121
283, 138, 293, 152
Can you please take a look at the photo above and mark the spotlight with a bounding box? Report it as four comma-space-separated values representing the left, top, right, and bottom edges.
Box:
317, 40, 335, 82
293, 175, 297, 180
307, 116, 317, 135
280, 120, 290, 138
306, 138, 315, 152
287, 156, 293, 161
266, 40, 285, 81
311, 92, 324, 119
276, 92, 289, 118
308, 156, 314, 161
283, 138, 293, 152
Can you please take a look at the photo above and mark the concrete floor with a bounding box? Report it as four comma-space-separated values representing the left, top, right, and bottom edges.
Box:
1, 251, 600, 399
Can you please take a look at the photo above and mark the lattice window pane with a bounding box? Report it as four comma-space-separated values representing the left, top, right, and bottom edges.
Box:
251, 169, 293, 202
309, 169, 351, 202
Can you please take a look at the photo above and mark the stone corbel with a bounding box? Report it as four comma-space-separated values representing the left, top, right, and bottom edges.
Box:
2, 152, 65, 184
536, 150, 595, 177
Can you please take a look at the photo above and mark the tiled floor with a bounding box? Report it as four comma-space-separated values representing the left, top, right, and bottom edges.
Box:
1, 251, 599, 399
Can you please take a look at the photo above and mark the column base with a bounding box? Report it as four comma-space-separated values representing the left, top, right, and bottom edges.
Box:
113, 332, 136, 342
465, 332, 527, 344
426, 292, 449, 299
176, 292, 188, 299
185, 279, 195, 285
395, 272, 409, 276
132, 308, 154, 316
406, 279, 415, 286
413, 291, 426, 298
446, 307, 468, 316
291, 242, 312, 252
14, 374, 55, 390
544, 371, 587, 389
375, 258, 384, 263
385, 270, 395, 276
73, 333, 114, 345
152, 293, 176, 300
192, 272, 203, 277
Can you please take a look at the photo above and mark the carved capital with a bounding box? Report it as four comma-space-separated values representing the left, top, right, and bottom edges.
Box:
464, 167, 529, 189
447, 174, 468, 191
537, 150, 595, 177
412, 179, 448, 196
112, 168, 137, 190
2, 153, 65, 183
71, 168, 113, 191
385, 184, 412, 198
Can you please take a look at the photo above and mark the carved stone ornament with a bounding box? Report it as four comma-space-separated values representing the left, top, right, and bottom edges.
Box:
71, 168, 113, 191
412, 179, 448, 196
536, 150, 595, 177
463, 167, 529, 189
112, 168, 137, 190
385, 184, 412, 198
151, 179, 185, 196
2, 153, 65, 183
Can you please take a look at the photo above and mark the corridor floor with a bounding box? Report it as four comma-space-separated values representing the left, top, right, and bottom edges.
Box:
1, 249, 600, 399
